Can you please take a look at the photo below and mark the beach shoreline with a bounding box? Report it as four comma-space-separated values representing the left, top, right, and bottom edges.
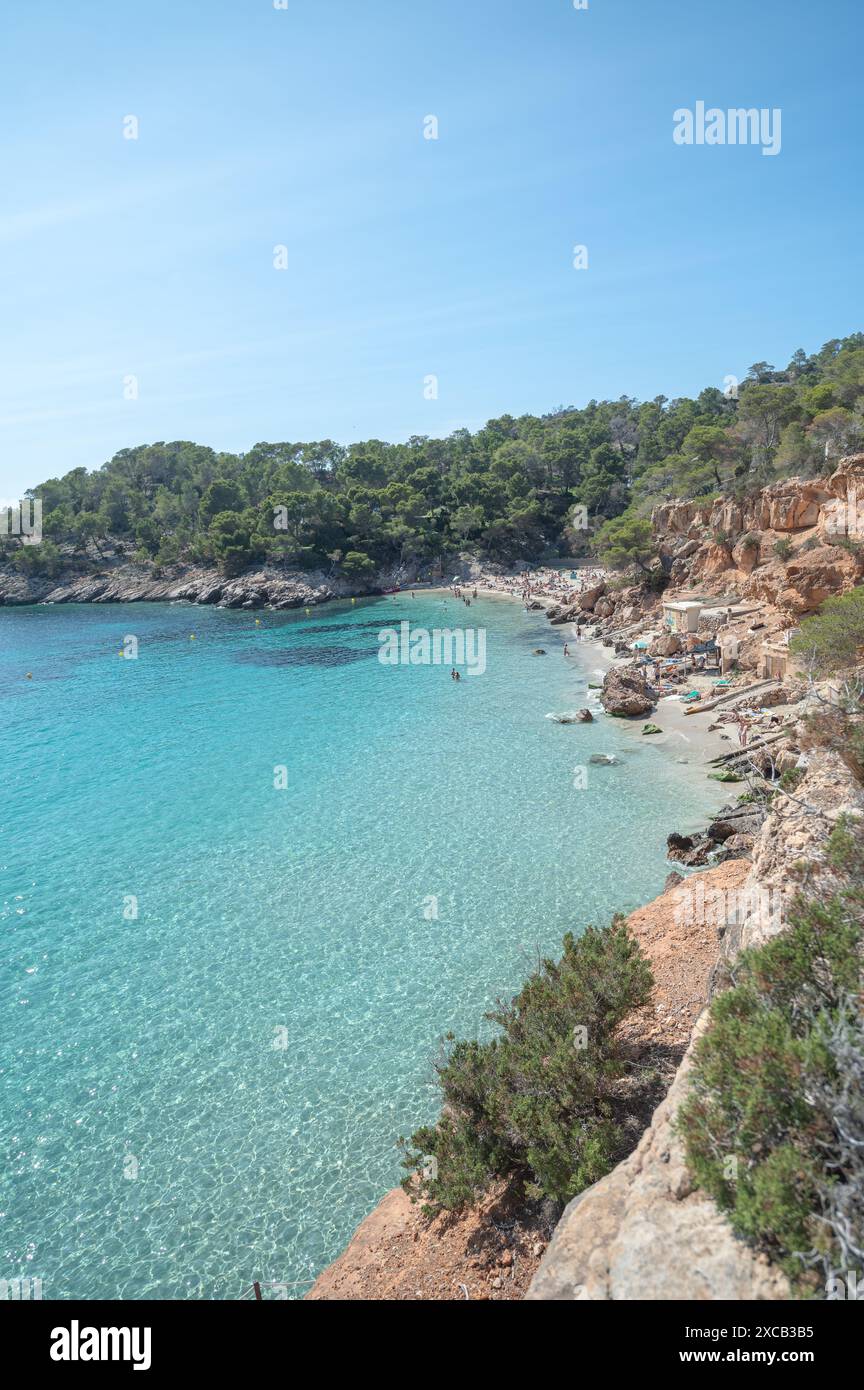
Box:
429, 572, 734, 769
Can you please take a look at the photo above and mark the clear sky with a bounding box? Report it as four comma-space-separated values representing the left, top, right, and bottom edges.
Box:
2, 0, 862, 497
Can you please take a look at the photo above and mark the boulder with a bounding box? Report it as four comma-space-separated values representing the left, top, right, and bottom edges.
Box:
649, 633, 682, 658
667, 832, 695, 859
594, 597, 615, 619
578, 582, 607, 612
589, 753, 620, 765
642, 723, 662, 736
731, 536, 761, 574
600, 665, 656, 718
549, 709, 594, 724
723, 833, 755, 855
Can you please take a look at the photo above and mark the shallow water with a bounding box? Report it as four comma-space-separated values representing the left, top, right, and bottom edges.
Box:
0, 594, 721, 1298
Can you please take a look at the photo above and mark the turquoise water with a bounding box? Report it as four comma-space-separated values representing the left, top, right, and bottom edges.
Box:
0, 594, 718, 1299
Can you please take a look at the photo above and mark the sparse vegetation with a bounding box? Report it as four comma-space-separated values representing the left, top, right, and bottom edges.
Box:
679, 816, 864, 1295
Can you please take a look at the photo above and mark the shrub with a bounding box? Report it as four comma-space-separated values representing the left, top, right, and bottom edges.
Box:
791, 587, 864, 674
800, 689, 864, 781
778, 766, 805, 792
773, 537, 794, 562
7, 539, 63, 578
399, 920, 653, 1213
678, 821, 864, 1293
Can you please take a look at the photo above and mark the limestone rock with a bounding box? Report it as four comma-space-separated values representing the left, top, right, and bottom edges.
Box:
578, 582, 607, 612
526, 1015, 791, 1301
649, 633, 682, 658
600, 665, 656, 718
777, 544, 862, 616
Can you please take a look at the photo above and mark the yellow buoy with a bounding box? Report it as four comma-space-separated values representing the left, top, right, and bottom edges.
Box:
189, 634, 196, 641
305, 608, 310, 616
351, 597, 356, 604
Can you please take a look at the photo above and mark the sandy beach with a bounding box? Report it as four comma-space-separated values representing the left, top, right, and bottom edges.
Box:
430, 568, 735, 769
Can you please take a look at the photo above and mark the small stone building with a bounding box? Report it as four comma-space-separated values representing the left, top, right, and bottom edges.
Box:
662, 599, 709, 634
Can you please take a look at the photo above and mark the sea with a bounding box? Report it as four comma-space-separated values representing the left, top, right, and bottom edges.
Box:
0, 592, 721, 1298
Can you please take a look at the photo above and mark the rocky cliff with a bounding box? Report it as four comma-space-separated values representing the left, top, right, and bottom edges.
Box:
525, 465, 864, 1300
655, 453, 864, 616
528, 745, 864, 1300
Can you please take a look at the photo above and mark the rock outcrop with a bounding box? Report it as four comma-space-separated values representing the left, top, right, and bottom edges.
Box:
526, 1015, 790, 1301
600, 665, 656, 718
0, 554, 462, 610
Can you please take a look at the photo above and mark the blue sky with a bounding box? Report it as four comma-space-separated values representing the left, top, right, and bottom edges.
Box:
1, 0, 862, 497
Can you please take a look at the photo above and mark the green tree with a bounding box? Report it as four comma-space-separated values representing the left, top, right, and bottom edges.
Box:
791, 586, 864, 673
595, 511, 655, 571
340, 551, 376, 579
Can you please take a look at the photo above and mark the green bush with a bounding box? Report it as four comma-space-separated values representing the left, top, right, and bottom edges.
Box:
773, 537, 794, 562
340, 551, 376, 580
7, 539, 63, 578
399, 920, 653, 1213
791, 586, 864, 674
678, 823, 864, 1292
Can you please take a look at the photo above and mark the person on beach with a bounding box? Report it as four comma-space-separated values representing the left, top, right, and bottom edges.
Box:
563, 643, 569, 656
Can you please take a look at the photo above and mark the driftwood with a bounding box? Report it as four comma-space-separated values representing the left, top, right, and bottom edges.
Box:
683, 678, 780, 716
708, 726, 794, 766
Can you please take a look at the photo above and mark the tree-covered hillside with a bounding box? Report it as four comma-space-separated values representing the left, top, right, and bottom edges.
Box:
9, 333, 864, 581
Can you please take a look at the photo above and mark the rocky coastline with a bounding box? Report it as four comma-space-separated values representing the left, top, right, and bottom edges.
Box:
8, 457, 862, 1301
305, 456, 864, 1301
0, 556, 424, 611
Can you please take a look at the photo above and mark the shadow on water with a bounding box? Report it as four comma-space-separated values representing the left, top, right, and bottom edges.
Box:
233, 646, 375, 668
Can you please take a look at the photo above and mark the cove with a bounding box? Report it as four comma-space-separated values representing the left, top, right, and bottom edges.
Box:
0, 593, 723, 1298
